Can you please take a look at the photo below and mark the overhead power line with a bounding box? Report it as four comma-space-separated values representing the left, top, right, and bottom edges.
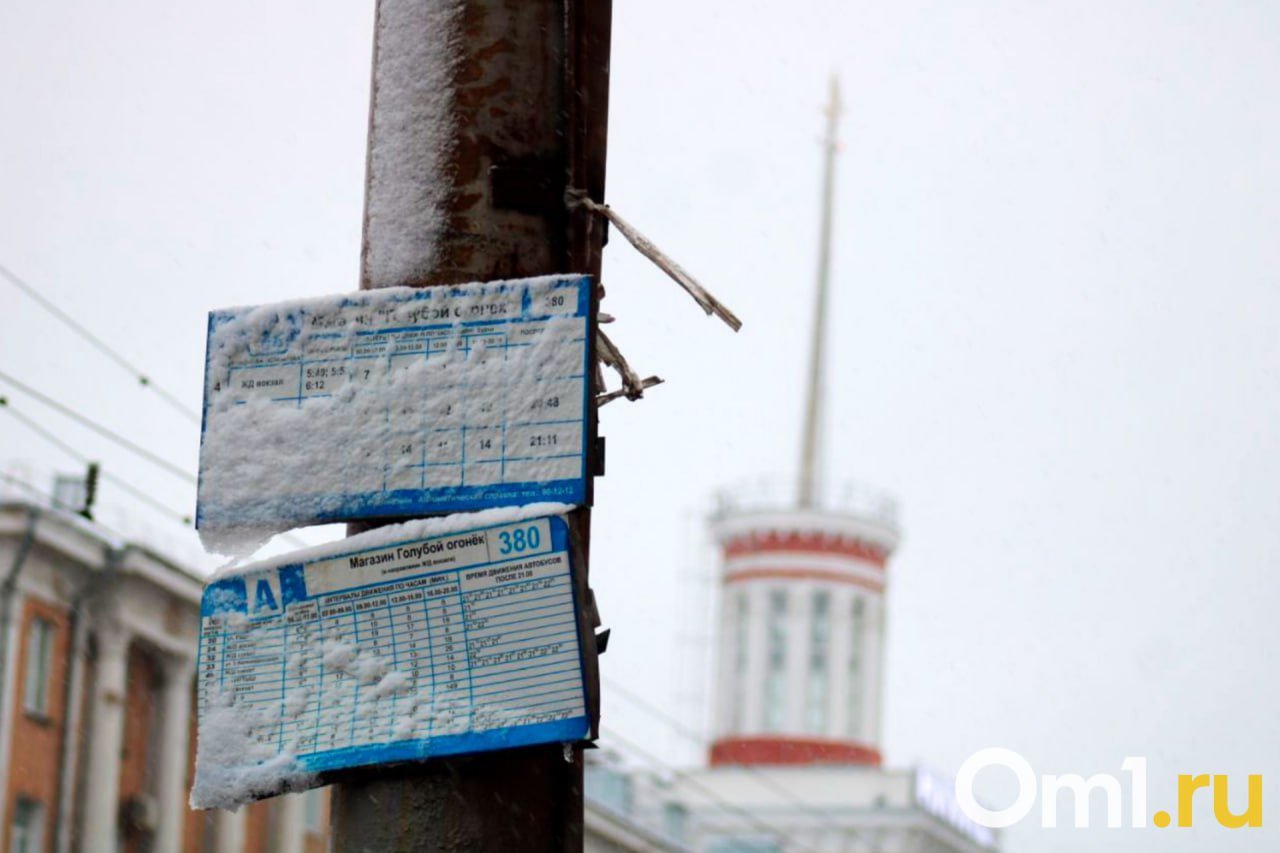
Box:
0, 470, 55, 504
0, 383, 331, 552
0, 370, 197, 485
0, 398, 194, 526
599, 724, 813, 853
0, 469, 140, 550
603, 677, 866, 848
0, 261, 202, 424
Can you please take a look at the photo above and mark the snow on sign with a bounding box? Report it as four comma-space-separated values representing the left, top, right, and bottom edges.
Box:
191, 508, 590, 809
195, 275, 591, 553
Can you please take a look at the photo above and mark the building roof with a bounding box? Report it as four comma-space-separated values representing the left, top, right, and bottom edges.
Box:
0, 499, 204, 603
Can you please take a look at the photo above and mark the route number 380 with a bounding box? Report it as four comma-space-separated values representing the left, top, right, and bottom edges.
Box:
498, 525, 542, 555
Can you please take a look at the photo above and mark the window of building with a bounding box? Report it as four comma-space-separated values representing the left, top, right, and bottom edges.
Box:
584, 764, 632, 816
22, 617, 55, 717
729, 590, 748, 730
763, 589, 788, 732
662, 802, 689, 843
9, 798, 44, 853
708, 835, 780, 853
200, 810, 218, 853
304, 789, 325, 833
805, 591, 830, 733
847, 596, 865, 737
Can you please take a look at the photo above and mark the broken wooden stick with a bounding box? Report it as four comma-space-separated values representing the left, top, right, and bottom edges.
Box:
596, 328, 663, 403
597, 376, 663, 407
571, 192, 743, 332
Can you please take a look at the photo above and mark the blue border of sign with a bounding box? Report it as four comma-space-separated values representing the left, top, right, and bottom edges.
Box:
195, 276, 591, 530
195, 515, 590, 785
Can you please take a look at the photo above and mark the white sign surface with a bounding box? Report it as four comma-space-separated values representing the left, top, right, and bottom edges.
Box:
191, 513, 588, 808
195, 275, 591, 551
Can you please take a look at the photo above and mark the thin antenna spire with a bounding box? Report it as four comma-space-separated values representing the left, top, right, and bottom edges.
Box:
798, 75, 841, 509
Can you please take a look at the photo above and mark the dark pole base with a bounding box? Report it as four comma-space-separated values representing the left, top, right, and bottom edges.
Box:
330, 744, 584, 853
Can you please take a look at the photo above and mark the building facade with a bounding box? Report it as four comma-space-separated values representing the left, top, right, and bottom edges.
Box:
581, 489, 998, 853
0, 499, 330, 853
0, 497, 681, 853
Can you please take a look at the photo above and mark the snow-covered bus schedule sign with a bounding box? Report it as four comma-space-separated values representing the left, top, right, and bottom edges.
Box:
196, 275, 590, 550
191, 511, 589, 808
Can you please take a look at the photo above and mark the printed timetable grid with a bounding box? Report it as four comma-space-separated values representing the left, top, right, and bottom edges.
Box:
197, 275, 591, 527
196, 517, 589, 775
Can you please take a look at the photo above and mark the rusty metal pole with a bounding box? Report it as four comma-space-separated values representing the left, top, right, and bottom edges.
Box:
329, 0, 611, 850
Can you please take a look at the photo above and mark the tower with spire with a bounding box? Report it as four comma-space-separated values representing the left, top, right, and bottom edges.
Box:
583, 81, 998, 853
708, 77, 901, 769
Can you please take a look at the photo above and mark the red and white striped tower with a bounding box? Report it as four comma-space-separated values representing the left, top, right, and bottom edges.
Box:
709, 78, 900, 768
709, 489, 898, 766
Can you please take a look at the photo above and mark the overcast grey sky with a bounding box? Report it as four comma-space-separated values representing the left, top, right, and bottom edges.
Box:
3, 2, 1279, 850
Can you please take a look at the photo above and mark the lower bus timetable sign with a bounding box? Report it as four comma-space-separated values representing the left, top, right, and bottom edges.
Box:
190, 512, 589, 809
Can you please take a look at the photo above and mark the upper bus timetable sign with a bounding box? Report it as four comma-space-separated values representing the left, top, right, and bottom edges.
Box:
196, 276, 591, 539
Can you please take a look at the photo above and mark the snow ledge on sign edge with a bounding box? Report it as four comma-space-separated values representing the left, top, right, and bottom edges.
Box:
208, 502, 577, 582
